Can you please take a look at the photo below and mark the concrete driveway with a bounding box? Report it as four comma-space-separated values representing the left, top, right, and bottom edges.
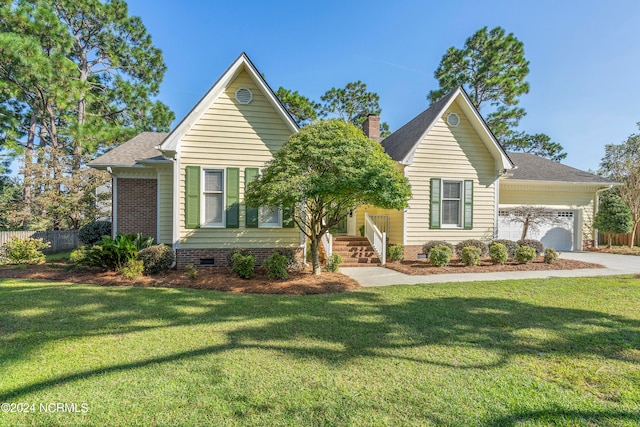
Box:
340, 252, 640, 287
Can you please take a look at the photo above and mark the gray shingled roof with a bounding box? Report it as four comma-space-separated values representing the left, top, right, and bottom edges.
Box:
506, 152, 613, 184
88, 132, 168, 168
380, 90, 458, 162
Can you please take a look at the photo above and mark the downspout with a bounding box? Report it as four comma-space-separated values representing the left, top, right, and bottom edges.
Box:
157, 146, 180, 268
106, 167, 117, 237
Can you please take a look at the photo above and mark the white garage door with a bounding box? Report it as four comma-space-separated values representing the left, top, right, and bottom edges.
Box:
498, 210, 576, 251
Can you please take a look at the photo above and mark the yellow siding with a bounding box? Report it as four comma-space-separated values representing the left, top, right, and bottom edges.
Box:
500, 184, 597, 239
158, 171, 173, 244
179, 69, 299, 249
405, 102, 498, 245
355, 206, 404, 245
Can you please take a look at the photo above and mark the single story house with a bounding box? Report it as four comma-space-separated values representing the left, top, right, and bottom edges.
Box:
89, 53, 614, 267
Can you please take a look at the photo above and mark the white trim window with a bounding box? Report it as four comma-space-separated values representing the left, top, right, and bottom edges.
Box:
259, 206, 282, 228
441, 180, 463, 228
202, 169, 225, 227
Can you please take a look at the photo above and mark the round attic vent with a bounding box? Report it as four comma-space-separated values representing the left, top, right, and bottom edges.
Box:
235, 87, 253, 104
447, 112, 460, 127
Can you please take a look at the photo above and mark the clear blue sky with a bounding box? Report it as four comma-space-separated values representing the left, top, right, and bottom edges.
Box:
126, 0, 640, 172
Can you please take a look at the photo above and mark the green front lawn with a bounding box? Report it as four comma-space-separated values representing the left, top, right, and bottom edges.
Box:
1, 277, 639, 426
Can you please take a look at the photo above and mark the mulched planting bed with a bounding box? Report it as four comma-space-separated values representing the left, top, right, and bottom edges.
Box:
385, 257, 605, 275
0, 263, 361, 295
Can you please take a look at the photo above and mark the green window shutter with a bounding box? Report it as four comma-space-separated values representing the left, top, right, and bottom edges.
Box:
245, 168, 259, 228
430, 178, 441, 229
282, 205, 295, 228
226, 168, 240, 228
463, 180, 474, 230
185, 166, 200, 229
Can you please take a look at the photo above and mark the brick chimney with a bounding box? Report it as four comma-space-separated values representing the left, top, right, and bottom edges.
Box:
362, 114, 380, 141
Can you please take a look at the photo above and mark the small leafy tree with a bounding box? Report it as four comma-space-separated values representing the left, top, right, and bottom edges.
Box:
593, 190, 633, 247
246, 119, 411, 275
599, 126, 640, 246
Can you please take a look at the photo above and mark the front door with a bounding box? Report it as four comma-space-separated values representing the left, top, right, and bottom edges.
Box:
331, 217, 348, 234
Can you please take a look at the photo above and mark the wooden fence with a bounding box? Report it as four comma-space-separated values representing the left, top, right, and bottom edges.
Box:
0, 230, 79, 253
598, 232, 640, 247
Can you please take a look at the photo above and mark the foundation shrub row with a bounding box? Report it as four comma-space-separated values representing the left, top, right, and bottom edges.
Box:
421, 238, 553, 267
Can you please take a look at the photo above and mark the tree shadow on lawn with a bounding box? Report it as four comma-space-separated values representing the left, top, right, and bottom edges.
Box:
1, 279, 639, 403
486, 408, 640, 426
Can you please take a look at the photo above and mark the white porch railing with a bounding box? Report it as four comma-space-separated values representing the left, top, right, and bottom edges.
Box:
365, 213, 386, 265
368, 215, 390, 234
320, 231, 333, 258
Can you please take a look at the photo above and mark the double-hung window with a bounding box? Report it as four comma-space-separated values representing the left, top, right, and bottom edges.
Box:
203, 169, 224, 227
259, 206, 282, 228
441, 180, 462, 227
430, 178, 473, 230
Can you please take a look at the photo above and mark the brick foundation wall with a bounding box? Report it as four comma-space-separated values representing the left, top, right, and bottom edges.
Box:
117, 178, 157, 241
176, 247, 304, 269
403, 245, 426, 260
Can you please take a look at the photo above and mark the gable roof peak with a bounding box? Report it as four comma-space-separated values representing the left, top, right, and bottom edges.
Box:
159, 52, 298, 153
380, 87, 513, 170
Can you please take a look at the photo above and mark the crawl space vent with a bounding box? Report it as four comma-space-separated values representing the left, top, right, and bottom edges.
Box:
446, 112, 460, 127
235, 87, 253, 104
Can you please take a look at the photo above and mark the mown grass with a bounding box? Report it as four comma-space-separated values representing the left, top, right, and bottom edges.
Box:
44, 250, 73, 262
0, 276, 639, 426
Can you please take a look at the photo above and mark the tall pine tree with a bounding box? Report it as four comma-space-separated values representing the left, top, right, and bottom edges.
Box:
0, 0, 173, 229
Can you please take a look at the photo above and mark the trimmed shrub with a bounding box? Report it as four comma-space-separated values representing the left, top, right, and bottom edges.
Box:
118, 259, 144, 279
455, 239, 489, 258
79, 221, 112, 245
544, 248, 559, 264
272, 248, 298, 269
422, 241, 454, 257
387, 244, 404, 262
461, 246, 482, 266
429, 245, 452, 267
70, 246, 89, 264
490, 240, 519, 259
1, 236, 50, 265
489, 243, 509, 265
82, 233, 154, 271
518, 239, 544, 256
263, 252, 288, 280
137, 245, 175, 274
226, 248, 255, 265
325, 253, 343, 272
231, 252, 255, 279
515, 246, 536, 264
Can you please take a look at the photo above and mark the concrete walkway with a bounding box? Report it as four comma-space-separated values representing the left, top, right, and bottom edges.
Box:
340, 252, 640, 287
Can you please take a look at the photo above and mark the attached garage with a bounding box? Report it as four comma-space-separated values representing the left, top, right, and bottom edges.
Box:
498, 209, 577, 251
499, 153, 616, 251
